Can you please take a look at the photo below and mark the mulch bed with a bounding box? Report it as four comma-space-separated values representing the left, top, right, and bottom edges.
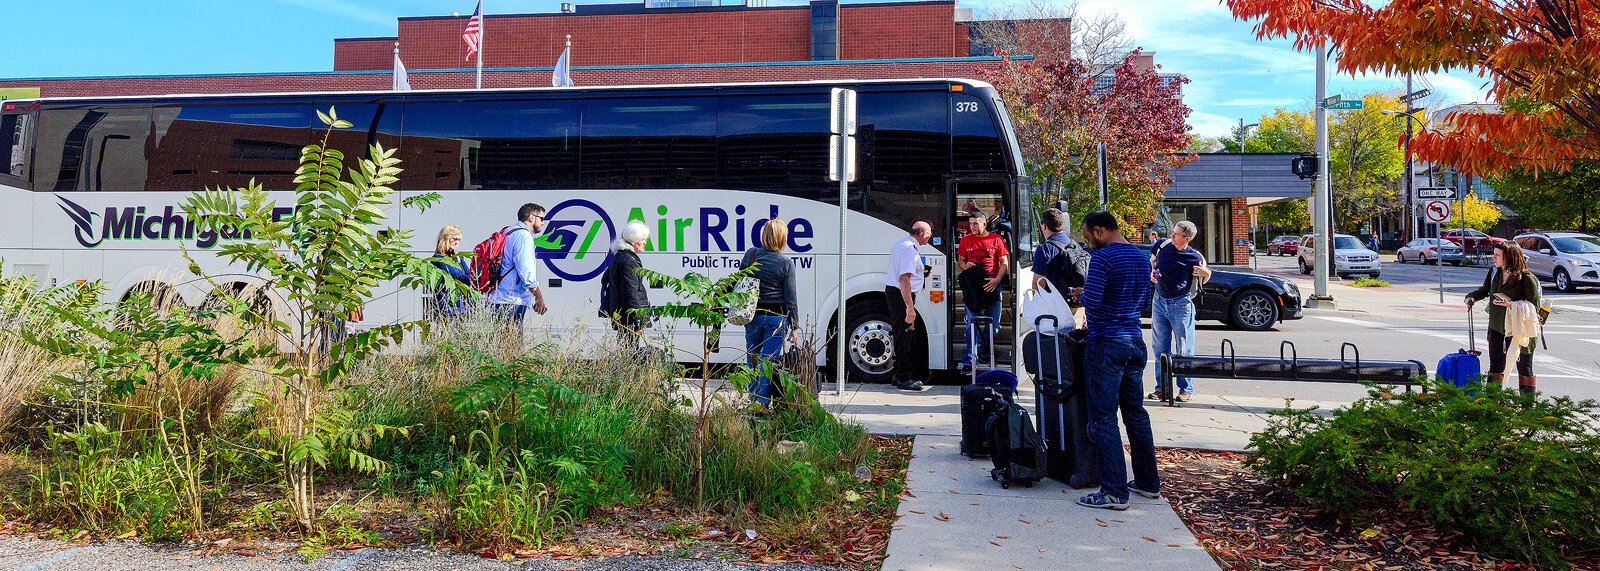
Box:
1157, 448, 1600, 571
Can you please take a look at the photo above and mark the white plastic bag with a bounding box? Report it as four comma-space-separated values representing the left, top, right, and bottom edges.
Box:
1021, 281, 1075, 335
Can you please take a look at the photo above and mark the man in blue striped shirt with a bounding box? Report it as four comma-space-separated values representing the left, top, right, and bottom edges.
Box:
1074, 211, 1160, 511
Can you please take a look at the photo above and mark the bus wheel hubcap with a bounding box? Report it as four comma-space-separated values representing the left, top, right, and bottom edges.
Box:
850, 320, 895, 373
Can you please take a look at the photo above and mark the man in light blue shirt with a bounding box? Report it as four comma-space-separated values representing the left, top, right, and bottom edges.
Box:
487, 203, 549, 326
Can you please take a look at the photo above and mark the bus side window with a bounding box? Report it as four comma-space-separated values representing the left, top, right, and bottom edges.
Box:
33, 107, 154, 192
2, 114, 25, 179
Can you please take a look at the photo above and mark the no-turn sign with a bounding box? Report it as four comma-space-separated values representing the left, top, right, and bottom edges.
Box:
1424, 200, 1452, 223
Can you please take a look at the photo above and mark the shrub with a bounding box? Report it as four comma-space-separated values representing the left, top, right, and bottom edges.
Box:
1350, 277, 1390, 287
1249, 380, 1600, 568
28, 424, 186, 540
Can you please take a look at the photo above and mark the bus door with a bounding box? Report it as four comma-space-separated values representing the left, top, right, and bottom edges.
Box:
949, 179, 1015, 371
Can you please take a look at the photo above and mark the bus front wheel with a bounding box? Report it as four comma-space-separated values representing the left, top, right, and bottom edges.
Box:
840, 300, 898, 384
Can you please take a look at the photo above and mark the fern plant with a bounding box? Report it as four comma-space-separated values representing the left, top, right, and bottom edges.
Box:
180, 107, 465, 532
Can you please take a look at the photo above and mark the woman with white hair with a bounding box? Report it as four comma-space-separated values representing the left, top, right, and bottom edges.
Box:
601, 221, 653, 348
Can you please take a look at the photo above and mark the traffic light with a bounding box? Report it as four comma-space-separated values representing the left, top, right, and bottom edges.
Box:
1291, 154, 1317, 179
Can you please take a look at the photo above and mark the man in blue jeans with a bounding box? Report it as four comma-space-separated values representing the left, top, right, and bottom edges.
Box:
1075, 210, 1160, 511
957, 213, 1009, 375
1149, 221, 1210, 402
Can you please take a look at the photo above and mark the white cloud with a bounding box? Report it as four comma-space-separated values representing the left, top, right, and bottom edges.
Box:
1423, 73, 1492, 106
1189, 111, 1238, 139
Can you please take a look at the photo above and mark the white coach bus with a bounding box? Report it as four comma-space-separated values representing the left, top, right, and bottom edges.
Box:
0, 78, 1027, 381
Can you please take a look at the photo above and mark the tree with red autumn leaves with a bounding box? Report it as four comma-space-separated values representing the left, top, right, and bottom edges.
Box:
986, 50, 1193, 228
1225, 0, 1600, 176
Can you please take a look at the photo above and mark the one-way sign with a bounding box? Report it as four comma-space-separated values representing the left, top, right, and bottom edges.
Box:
1417, 187, 1456, 199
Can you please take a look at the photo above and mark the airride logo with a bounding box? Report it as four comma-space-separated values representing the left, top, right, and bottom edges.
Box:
541, 198, 817, 282
57, 196, 290, 249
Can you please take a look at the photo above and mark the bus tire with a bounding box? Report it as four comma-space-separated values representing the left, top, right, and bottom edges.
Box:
839, 300, 898, 384
119, 282, 183, 313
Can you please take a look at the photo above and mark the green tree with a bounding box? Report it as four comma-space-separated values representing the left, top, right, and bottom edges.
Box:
180, 108, 447, 532
1492, 161, 1600, 232
1443, 193, 1504, 233
1328, 93, 1406, 232
1260, 200, 1310, 232
1247, 108, 1315, 153
633, 267, 758, 508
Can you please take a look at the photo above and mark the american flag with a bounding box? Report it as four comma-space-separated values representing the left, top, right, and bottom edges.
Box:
462, 1, 482, 61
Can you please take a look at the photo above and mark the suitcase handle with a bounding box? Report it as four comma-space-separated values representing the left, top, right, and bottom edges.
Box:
1467, 305, 1478, 354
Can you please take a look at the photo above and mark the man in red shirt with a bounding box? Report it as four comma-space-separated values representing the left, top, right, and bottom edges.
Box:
957, 212, 1010, 374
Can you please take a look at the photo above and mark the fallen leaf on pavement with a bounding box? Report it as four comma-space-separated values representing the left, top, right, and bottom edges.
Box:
1141, 535, 1157, 542
934, 512, 951, 522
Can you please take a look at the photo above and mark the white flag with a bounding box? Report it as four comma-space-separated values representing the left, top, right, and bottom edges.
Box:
393, 49, 412, 91
552, 44, 574, 87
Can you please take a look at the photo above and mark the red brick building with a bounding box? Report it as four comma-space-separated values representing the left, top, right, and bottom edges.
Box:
0, 0, 1036, 97
3, 0, 1260, 263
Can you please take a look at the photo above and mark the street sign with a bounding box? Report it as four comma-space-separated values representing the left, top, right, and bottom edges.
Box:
827, 135, 856, 182
828, 88, 857, 183
1327, 100, 1364, 110
829, 87, 857, 135
1321, 95, 1342, 107
1399, 88, 1432, 103
1424, 200, 1452, 223
1417, 187, 1456, 199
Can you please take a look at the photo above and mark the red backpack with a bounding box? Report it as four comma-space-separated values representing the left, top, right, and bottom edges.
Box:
470, 226, 527, 293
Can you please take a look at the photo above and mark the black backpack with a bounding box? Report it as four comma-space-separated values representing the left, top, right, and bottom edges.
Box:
1039, 239, 1091, 304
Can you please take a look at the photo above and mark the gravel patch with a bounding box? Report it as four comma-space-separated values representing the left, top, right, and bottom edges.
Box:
0, 536, 851, 571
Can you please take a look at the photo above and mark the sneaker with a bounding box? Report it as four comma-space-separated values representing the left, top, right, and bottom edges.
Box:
1176, 393, 1194, 402
1076, 491, 1129, 510
1128, 482, 1162, 499
893, 378, 924, 391
958, 365, 973, 378
1145, 391, 1170, 401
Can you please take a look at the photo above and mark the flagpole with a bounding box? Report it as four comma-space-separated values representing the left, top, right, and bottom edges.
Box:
475, 2, 484, 89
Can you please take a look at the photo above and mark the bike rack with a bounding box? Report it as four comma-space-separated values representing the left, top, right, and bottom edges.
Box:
1159, 340, 1426, 407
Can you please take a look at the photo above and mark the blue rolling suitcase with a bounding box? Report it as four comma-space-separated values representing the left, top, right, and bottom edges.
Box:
1437, 306, 1482, 388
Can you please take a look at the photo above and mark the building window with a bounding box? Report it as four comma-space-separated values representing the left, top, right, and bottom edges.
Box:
1159, 199, 1231, 264
810, 1, 838, 61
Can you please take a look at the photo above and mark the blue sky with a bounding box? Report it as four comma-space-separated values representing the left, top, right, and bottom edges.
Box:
0, 0, 1491, 139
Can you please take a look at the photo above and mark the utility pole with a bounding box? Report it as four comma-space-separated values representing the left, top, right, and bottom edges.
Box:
1308, 45, 1335, 308
1403, 74, 1415, 244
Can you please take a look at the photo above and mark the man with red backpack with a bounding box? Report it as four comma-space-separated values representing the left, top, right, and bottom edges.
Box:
480, 203, 549, 327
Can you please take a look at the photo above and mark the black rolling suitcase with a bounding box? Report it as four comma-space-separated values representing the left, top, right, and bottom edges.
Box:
988, 399, 1046, 488
960, 316, 1013, 458
1021, 316, 1101, 488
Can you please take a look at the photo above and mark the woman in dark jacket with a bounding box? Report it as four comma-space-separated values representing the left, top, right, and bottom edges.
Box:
1464, 241, 1542, 393
430, 225, 473, 320
741, 219, 798, 407
604, 221, 652, 350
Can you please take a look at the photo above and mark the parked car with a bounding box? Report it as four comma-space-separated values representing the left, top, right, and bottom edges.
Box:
1440, 228, 1506, 255
1133, 243, 1304, 331
1395, 238, 1465, 266
1265, 235, 1300, 256
1298, 234, 1382, 278
1514, 231, 1600, 292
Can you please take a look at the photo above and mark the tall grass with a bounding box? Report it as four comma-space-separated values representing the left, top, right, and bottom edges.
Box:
346, 307, 873, 548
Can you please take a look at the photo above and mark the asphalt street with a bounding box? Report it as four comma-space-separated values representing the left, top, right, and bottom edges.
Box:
1173, 254, 1600, 404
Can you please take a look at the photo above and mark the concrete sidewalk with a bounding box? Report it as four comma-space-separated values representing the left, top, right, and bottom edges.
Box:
822, 384, 1229, 571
